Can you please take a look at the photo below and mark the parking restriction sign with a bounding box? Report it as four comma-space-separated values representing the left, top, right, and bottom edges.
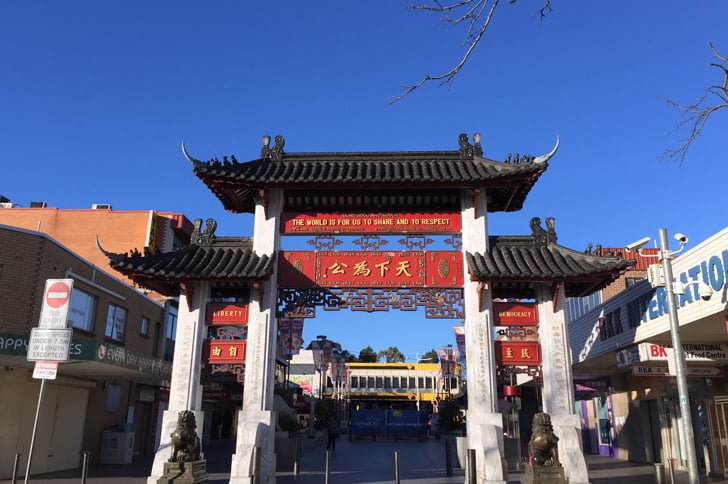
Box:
27, 328, 72, 362
32, 361, 59, 380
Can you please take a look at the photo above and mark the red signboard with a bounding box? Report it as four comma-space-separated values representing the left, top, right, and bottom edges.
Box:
495, 341, 541, 365
205, 340, 247, 364
281, 212, 462, 234
316, 251, 425, 287
493, 302, 539, 326
205, 303, 249, 326
278, 251, 316, 287
426, 251, 463, 287
279, 251, 463, 288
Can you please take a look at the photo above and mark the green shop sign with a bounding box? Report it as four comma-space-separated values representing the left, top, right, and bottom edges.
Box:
0, 333, 171, 378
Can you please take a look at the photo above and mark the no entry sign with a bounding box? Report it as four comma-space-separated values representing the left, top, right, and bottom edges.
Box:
39, 278, 74, 329
46, 281, 71, 308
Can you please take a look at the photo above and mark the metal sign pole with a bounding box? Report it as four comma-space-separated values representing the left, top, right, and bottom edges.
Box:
24, 378, 47, 484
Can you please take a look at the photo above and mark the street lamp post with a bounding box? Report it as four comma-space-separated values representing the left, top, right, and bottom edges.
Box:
658, 229, 699, 484
440, 344, 455, 399
627, 229, 713, 484
309, 335, 330, 436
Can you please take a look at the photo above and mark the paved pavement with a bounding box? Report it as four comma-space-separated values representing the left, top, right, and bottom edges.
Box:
5, 434, 728, 483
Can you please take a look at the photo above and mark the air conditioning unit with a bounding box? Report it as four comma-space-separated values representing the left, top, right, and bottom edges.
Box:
0, 202, 13, 209
29, 201, 47, 208
92, 204, 113, 210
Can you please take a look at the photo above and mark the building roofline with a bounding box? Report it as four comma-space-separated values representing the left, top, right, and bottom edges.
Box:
0, 224, 165, 308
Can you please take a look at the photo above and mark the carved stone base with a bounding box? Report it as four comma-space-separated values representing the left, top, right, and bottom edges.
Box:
522, 464, 567, 484
157, 460, 209, 484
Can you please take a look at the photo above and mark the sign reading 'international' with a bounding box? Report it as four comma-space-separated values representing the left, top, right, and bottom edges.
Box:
617, 342, 728, 368
279, 251, 463, 288
281, 212, 461, 234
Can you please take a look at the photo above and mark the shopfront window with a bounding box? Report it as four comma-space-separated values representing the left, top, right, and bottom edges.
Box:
105, 304, 127, 342
68, 287, 97, 332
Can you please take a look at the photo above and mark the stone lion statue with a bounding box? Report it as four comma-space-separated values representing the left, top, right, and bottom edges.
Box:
169, 410, 201, 463
528, 412, 560, 467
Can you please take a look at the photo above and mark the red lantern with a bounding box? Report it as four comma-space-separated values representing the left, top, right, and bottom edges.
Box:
503, 385, 520, 397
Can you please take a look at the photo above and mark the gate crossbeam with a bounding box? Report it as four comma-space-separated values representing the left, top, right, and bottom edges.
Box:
277, 287, 463, 319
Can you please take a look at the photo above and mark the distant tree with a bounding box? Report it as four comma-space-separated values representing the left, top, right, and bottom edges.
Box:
377, 346, 405, 363
339, 349, 359, 362
665, 43, 728, 165
420, 349, 439, 363
358, 346, 378, 363
437, 399, 465, 434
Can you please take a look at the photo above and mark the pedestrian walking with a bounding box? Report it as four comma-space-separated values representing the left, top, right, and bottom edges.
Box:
327, 415, 339, 452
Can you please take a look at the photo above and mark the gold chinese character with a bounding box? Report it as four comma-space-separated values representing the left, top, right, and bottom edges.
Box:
229, 346, 238, 357
505, 347, 514, 359
375, 260, 390, 276
520, 348, 532, 359
212, 346, 222, 357
327, 262, 348, 274
353, 261, 371, 276
396, 261, 412, 277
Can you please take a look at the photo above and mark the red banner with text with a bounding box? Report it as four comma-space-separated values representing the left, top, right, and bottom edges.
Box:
281, 212, 461, 234
279, 251, 463, 288
494, 341, 541, 365
205, 302, 249, 326
492, 302, 539, 326
205, 340, 247, 364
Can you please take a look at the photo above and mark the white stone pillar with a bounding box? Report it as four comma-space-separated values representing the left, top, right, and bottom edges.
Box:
535, 283, 590, 484
230, 189, 283, 484
461, 188, 506, 484
147, 281, 210, 484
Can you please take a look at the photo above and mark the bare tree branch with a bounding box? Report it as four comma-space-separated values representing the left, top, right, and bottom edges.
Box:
391, 0, 500, 104
392, 0, 553, 104
664, 42, 728, 165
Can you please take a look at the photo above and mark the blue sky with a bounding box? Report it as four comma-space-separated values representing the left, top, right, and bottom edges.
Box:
2, 2, 727, 358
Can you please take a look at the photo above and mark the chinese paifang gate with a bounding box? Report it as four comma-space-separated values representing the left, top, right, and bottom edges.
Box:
99, 133, 633, 484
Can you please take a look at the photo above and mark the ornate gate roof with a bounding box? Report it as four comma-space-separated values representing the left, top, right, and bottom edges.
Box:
97, 219, 273, 296
466, 218, 635, 298
184, 133, 558, 213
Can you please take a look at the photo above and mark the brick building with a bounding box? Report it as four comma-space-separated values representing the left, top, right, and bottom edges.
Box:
0, 202, 193, 289
0, 202, 194, 360
566, 247, 659, 321
0, 225, 173, 478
